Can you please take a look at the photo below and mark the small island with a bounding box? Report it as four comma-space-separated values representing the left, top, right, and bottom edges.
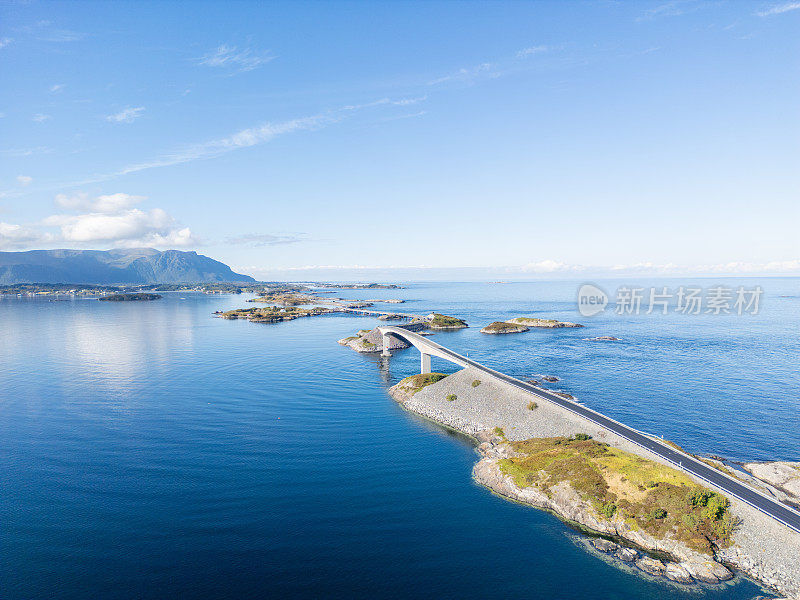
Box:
480, 321, 529, 334
425, 313, 468, 330
506, 317, 583, 328
99, 293, 162, 302
216, 305, 333, 323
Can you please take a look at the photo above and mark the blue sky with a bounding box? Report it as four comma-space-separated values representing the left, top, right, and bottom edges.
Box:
1, 0, 798, 280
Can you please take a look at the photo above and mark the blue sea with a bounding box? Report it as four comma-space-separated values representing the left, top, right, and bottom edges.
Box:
2, 279, 798, 599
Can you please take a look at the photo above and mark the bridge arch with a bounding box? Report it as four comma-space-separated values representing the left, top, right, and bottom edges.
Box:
377, 325, 470, 374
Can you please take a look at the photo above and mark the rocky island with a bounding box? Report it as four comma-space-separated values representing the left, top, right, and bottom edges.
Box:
387, 367, 800, 597
506, 317, 583, 328
480, 321, 529, 334
426, 313, 468, 330
215, 305, 333, 323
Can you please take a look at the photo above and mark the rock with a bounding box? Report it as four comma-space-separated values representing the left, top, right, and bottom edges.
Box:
506, 317, 583, 328
542, 376, 560, 383
583, 336, 620, 341
480, 321, 529, 334
616, 547, 639, 562
591, 538, 619, 553
636, 557, 666, 576
526, 379, 540, 385
665, 563, 693, 583
684, 561, 733, 583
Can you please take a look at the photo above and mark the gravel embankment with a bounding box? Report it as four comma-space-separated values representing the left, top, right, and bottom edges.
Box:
391, 367, 800, 599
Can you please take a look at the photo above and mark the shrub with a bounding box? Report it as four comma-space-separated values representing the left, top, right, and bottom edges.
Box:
527, 401, 538, 410
493, 426, 506, 438
600, 502, 617, 518
446, 394, 457, 402
472, 379, 481, 387
573, 433, 592, 441
651, 508, 668, 520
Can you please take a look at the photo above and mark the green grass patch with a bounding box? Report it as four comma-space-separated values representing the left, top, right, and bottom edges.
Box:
446, 394, 457, 402
396, 373, 448, 395
496, 436, 736, 554
527, 401, 538, 410
472, 379, 481, 387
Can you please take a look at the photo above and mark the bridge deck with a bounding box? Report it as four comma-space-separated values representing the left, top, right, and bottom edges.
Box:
377, 325, 800, 535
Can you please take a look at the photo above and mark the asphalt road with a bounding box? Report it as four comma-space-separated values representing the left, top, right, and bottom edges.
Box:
382, 326, 800, 535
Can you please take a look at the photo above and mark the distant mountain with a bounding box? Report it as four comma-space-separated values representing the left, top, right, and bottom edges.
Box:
0, 249, 255, 284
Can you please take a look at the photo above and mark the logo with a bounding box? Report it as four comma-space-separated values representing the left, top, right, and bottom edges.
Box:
577, 283, 608, 317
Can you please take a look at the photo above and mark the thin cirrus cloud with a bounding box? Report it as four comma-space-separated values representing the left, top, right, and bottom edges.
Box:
32, 113, 51, 123
756, 2, 800, 16
16, 175, 33, 186
105, 106, 145, 124
0, 37, 12, 49
196, 44, 274, 72
226, 233, 305, 246
49, 84, 65, 93
428, 44, 551, 86
0, 192, 195, 250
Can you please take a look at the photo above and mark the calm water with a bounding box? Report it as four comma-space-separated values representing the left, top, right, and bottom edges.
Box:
2, 279, 798, 599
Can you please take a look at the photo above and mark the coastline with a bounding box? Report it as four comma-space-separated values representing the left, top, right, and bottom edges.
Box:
387, 367, 800, 599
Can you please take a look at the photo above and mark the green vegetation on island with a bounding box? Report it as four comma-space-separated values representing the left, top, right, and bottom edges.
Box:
216, 305, 333, 323
506, 317, 583, 328
498, 436, 736, 554
426, 313, 468, 329
393, 373, 449, 396
99, 293, 162, 302
481, 321, 528, 334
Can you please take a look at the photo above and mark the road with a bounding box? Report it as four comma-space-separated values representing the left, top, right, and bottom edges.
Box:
381, 326, 800, 535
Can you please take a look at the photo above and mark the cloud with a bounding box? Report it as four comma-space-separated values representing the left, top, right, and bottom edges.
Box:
429, 62, 496, 86
0, 193, 195, 250
516, 46, 549, 58
520, 259, 582, 273
37, 29, 84, 42
197, 45, 274, 72
55, 192, 143, 212
16, 175, 33, 186
32, 113, 51, 123
0, 222, 51, 249
226, 233, 305, 246
105, 106, 145, 124
91, 113, 332, 181
0, 37, 11, 49
756, 2, 800, 16
51, 96, 424, 188
1, 146, 52, 157
49, 83, 65, 93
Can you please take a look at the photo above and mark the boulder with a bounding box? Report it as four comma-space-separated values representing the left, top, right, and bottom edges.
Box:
636, 557, 666, 576
665, 563, 693, 584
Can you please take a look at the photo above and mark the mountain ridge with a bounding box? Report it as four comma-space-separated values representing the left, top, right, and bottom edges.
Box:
0, 249, 255, 284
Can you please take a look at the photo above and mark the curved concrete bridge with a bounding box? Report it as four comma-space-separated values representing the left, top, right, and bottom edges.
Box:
377, 325, 800, 536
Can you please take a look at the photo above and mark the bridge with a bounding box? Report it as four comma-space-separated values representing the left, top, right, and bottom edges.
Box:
377, 325, 800, 535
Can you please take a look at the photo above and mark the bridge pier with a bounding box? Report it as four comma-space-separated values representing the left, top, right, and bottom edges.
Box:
381, 333, 392, 357
420, 352, 431, 374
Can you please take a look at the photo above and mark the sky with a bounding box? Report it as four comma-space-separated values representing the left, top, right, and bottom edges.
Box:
1, 0, 798, 280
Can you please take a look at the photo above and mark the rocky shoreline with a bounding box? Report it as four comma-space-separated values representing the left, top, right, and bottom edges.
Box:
387, 367, 800, 598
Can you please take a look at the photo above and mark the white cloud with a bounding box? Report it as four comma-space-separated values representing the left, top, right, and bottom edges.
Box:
49, 83, 65, 93
429, 62, 496, 86
105, 106, 145, 124
37, 29, 84, 43
0, 37, 11, 49
226, 233, 304, 246
55, 192, 143, 213
0, 193, 195, 250
756, 1, 800, 16
0, 222, 51, 249
520, 259, 582, 273
16, 175, 33, 186
516, 46, 549, 58
197, 44, 274, 72
32, 113, 51, 123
